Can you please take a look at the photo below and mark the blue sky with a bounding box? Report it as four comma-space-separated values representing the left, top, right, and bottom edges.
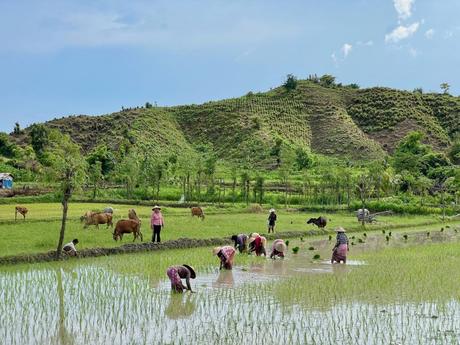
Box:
0, 0, 459, 133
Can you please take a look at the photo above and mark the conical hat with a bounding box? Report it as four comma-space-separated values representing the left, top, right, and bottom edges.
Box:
274, 240, 286, 253
212, 247, 222, 255
182, 264, 196, 279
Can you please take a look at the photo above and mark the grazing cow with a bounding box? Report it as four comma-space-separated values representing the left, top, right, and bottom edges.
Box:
81, 211, 113, 229
112, 219, 143, 242
128, 208, 139, 221
191, 207, 205, 220
15, 206, 28, 221
306, 216, 327, 228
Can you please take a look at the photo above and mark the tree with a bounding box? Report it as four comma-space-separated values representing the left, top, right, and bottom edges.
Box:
0, 133, 16, 158
116, 151, 140, 199
440, 82, 450, 94
347, 83, 360, 89
45, 131, 86, 259
283, 74, 298, 91
392, 131, 429, 174
448, 136, 460, 165
319, 74, 336, 87
13, 122, 21, 134
86, 144, 115, 176
29, 124, 50, 156
295, 148, 312, 170
145, 102, 153, 109
356, 172, 374, 226
413, 87, 423, 94
88, 161, 103, 200
278, 146, 295, 208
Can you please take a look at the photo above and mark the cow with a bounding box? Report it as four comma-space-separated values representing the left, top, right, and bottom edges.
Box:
15, 206, 28, 221
112, 219, 143, 242
80, 211, 113, 229
191, 207, 205, 220
306, 216, 327, 229
128, 208, 139, 221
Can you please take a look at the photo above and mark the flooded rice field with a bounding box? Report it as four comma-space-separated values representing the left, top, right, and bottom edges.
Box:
1, 228, 460, 345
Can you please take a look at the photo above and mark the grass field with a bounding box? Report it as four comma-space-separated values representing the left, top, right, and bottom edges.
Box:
0, 202, 457, 257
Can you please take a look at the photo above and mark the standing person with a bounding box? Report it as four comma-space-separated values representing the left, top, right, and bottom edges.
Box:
62, 239, 79, 256
331, 227, 349, 264
270, 239, 287, 259
213, 246, 236, 270
268, 209, 277, 233
151, 205, 164, 243
166, 264, 196, 293
231, 234, 249, 253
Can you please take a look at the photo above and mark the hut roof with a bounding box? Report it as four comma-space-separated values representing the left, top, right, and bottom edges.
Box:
0, 173, 13, 180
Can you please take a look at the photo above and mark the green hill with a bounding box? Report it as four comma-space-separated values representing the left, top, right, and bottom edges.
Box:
14, 79, 460, 168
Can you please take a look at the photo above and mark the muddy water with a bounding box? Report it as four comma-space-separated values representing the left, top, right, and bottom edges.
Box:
1, 231, 460, 345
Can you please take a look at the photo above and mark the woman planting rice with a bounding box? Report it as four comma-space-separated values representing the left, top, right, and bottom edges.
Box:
331, 227, 349, 264
231, 234, 249, 253
166, 264, 196, 293
213, 246, 236, 270
248, 233, 267, 256
270, 239, 287, 259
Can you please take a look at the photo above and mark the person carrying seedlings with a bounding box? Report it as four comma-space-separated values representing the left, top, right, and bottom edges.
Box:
248, 233, 267, 256
62, 239, 79, 256
331, 227, 349, 264
213, 246, 236, 270
267, 209, 277, 233
231, 234, 249, 253
270, 239, 287, 259
166, 264, 196, 293
150, 205, 164, 243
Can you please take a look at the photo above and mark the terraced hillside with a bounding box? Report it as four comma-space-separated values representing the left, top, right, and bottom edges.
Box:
17, 79, 459, 166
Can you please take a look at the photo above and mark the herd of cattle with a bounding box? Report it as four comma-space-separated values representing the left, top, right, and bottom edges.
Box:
11, 205, 377, 242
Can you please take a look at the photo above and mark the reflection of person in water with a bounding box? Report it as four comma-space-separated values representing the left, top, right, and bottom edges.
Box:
166, 265, 196, 293
213, 269, 235, 288
164, 294, 196, 320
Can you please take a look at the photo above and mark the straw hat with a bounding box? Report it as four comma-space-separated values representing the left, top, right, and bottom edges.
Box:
212, 247, 222, 255
269, 208, 275, 213
182, 264, 196, 279
274, 240, 287, 253
335, 227, 346, 233
152, 205, 161, 210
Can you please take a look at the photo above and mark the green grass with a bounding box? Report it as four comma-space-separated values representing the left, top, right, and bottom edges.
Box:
0, 202, 455, 257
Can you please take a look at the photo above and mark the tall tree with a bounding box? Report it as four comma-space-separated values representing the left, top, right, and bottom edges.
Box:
45, 131, 86, 259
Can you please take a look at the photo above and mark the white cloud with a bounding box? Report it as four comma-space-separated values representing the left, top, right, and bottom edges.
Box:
331, 52, 338, 66
393, 0, 415, 20
425, 28, 434, 39
409, 47, 418, 57
385, 22, 420, 43
342, 43, 352, 57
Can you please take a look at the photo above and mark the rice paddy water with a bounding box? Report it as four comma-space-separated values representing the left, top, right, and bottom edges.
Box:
2, 227, 460, 344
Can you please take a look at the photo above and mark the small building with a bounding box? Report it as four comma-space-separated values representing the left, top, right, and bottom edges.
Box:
0, 173, 13, 189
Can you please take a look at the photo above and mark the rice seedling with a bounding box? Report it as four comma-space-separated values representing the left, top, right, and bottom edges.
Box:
358, 238, 364, 244
403, 234, 408, 241
313, 254, 320, 260
386, 236, 390, 242
363, 233, 367, 237
440, 227, 444, 232
308, 246, 315, 251
292, 246, 300, 254
285, 240, 290, 247
328, 235, 332, 241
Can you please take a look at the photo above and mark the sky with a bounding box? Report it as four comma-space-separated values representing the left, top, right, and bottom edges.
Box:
0, 0, 459, 133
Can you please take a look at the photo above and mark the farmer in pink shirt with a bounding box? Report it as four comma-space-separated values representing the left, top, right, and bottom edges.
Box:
150, 205, 164, 243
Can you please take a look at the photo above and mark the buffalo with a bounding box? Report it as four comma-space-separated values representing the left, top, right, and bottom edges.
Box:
307, 216, 327, 228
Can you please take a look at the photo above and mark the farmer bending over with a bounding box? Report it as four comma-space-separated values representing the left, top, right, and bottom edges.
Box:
166, 264, 196, 293
231, 234, 249, 253
63, 239, 79, 256
213, 246, 236, 270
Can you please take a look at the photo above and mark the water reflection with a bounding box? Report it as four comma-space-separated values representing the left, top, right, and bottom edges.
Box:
212, 270, 234, 288
164, 294, 196, 320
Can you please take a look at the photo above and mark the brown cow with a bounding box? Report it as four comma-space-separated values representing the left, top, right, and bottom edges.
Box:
191, 207, 205, 220
81, 211, 113, 229
15, 206, 28, 221
112, 219, 143, 242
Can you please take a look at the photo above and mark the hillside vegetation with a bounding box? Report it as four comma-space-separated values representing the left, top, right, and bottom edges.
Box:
8, 79, 457, 169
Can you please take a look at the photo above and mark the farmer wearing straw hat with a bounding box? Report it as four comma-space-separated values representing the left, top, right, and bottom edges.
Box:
213, 246, 236, 270
267, 209, 277, 233
248, 233, 267, 256
150, 205, 164, 243
231, 234, 249, 253
166, 264, 196, 293
331, 227, 349, 264
270, 239, 287, 259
